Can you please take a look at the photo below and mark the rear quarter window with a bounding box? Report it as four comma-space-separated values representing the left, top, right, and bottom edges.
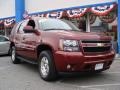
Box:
11, 23, 21, 35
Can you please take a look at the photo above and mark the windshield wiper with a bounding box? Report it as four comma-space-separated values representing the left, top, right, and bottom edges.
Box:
43, 29, 57, 31
43, 28, 81, 31
44, 28, 69, 31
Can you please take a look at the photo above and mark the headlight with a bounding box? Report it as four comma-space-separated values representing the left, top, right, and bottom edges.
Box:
59, 39, 80, 52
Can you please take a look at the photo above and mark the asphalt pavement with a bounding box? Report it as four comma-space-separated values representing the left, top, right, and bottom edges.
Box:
0, 56, 120, 90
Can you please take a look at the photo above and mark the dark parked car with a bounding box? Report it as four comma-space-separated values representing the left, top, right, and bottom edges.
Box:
0, 35, 10, 55
9, 17, 115, 81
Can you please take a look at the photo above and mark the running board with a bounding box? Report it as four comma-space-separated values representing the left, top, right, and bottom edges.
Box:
17, 56, 38, 65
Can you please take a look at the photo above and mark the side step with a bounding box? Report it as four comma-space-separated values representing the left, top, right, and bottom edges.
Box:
17, 56, 38, 64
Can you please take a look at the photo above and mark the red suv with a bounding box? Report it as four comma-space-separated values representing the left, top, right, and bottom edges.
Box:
10, 17, 115, 81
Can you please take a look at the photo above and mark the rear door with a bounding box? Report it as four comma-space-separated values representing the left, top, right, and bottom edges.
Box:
15, 21, 28, 57
15, 19, 38, 60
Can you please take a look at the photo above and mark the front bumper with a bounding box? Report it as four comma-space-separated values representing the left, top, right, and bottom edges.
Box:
54, 50, 115, 72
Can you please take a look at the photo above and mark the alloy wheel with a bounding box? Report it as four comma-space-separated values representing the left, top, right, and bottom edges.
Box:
40, 56, 49, 78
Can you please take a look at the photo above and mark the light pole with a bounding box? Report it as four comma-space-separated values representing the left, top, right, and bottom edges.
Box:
118, 0, 120, 54
15, 0, 25, 22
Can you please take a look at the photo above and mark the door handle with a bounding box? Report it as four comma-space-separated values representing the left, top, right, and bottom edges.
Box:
23, 37, 25, 40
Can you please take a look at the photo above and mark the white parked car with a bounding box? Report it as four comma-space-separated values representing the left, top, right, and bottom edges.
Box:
0, 35, 10, 55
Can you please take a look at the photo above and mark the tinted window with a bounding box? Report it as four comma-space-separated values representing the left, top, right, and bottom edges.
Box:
38, 19, 80, 31
11, 24, 18, 35
0, 36, 9, 42
11, 22, 23, 35
18, 21, 28, 34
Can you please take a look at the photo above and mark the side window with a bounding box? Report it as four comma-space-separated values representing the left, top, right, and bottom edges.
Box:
11, 24, 18, 35
18, 21, 28, 34
39, 21, 43, 30
11, 23, 21, 35
0, 37, 9, 42
4, 38, 9, 41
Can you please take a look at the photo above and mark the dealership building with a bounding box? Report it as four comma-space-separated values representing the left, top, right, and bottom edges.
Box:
0, 0, 119, 53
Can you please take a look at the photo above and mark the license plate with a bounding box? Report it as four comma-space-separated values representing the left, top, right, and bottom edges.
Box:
95, 63, 104, 70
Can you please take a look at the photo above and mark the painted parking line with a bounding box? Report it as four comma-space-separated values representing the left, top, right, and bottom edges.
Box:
57, 80, 120, 89
80, 83, 120, 88
56, 81, 101, 90
82, 87, 101, 90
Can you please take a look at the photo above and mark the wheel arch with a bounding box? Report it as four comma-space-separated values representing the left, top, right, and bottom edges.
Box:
10, 42, 15, 48
36, 44, 55, 59
9, 42, 15, 54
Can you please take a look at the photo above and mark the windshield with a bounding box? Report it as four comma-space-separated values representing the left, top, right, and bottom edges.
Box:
38, 18, 80, 31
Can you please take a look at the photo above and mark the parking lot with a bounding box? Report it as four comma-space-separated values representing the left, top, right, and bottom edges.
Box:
0, 56, 120, 90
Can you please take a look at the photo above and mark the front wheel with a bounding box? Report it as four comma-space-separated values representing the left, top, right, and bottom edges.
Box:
38, 50, 57, 81
11, 46, 20, 64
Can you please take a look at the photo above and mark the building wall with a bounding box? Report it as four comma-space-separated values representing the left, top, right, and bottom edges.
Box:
0, 0, 15, 19
0, 0, 117, 19
25, 0, 116, 14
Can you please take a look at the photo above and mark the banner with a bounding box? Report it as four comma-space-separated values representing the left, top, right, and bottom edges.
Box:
67, 8, 88, 18
4, 18, 15, 26
99, 11, 116, 23
46, 11, 63, 18
23, 11, 30, 19
90, 14, 97, 24
91, 4, 115, 16
22, 4, 116, 19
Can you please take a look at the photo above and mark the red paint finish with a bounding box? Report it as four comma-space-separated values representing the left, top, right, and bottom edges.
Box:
54, 50, 115, 72
10, 17, 115, 72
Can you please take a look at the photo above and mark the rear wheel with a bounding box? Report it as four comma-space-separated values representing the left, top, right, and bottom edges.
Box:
38, 50, 57, 81
11, 46, 20, 64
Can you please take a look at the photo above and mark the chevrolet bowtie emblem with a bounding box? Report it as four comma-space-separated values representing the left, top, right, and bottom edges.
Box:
97, 43, 104, 47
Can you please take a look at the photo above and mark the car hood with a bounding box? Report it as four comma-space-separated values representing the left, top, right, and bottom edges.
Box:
47, 30, 111, 41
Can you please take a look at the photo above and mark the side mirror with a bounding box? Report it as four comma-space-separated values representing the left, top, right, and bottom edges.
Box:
23, 26, 35, 33
23, 26, 41, 35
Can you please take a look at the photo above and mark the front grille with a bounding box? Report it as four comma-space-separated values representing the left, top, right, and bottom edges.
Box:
83, 46, 111, 52
81, 40, 111, 53
82, 40, 110, 43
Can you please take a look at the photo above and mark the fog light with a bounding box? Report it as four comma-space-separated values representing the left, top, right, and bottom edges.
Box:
67, 64, 71, 69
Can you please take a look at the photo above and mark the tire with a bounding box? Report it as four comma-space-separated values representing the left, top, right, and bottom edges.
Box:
7, 48, 11, 56
38, 50, 57, 81
94, 70, 103, 73
11, 46, 20, 64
